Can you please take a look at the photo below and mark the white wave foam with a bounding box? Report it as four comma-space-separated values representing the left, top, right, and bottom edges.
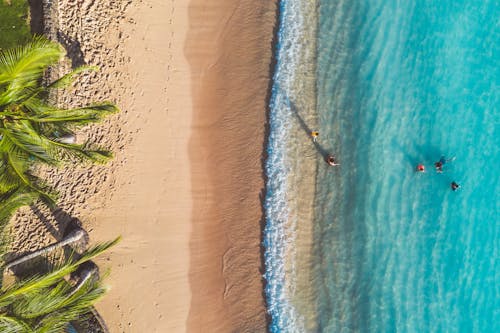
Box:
263, 0, 312, 332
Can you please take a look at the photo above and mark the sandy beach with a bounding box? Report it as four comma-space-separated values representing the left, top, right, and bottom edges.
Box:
186, 1, 277, 331
11, 0, 278, 331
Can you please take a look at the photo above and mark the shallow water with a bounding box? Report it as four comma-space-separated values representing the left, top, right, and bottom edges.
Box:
265, 0, 499, 332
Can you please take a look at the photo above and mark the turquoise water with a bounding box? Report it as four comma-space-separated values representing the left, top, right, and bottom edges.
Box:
264, 0, 499, 332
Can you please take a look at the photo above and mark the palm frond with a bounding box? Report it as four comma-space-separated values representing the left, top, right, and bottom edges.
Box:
0, 36, 61, 86
0, 315, 32, 333
47, 139, 113, 164
35, 285, 107, 333
0, 38, 118, 211
0, 87, 44, 110
15, 273, 106, 320
2, 118, 114, 166
12, 280, 71, 319
0, 37, 62, 108
3, 120, 58, 165
6, 152, 32, 187
33, 315, 69, 333
0, 157, 27, 192
0, 150, 56, 204
0, 237, 120, 305
25, 103, 119, 125
46, 65, 98, 90
0, 160, 55, 206
0, 187, 39, 227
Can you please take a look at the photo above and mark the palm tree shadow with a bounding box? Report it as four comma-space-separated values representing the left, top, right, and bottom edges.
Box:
56, 31, 86, 68
27, 0, 44, 34
30, 205, 82, 240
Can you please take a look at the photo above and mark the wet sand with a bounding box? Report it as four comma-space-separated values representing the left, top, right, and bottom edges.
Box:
186, 1, 277, 331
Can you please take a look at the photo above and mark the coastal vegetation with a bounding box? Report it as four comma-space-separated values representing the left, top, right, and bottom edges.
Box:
0, 36, 118, 224
0, 25, 120, 330
0, 237, 119, 332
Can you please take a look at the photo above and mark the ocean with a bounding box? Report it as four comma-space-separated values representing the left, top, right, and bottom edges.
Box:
263, 0, 499, 332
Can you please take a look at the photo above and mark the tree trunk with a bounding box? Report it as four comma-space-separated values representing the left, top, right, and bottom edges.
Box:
68, 262, 98, 297
5, 228, 87, 271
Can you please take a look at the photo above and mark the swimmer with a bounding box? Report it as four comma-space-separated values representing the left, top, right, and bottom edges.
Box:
434, 161, 443, 173
434, 156, 447, 172
435, 156, 456, 172
451, 181, 460, 191
416, 164, 425, 172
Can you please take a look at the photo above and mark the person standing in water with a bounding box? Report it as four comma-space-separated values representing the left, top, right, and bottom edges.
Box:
326, 155, 340, 166
311, 131, 319, 142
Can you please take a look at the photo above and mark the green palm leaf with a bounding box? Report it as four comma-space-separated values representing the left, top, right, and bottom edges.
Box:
46, 65, 98, 90
0, 156, 28, 192
25, 103, 118, 126
0, 36, 61, 84
0, 37, 119, 199
34, 285, 106, 333
3, 120, 58, 165
49, 140, 113, 164
0, 238, 119, 332
0, 315, 32, 333
0, 36, 62, 107
17, 277, 106, 322
0, 237, 120, 305
0, 187, 39, 227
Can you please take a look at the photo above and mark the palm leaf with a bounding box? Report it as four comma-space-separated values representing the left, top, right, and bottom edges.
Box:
0, 187, 39, 227
0, 148, 55, 204
46, 139, 113, 164
0, 37, 62, 108
0, 86, 44, 110
13, 280, 71, 319
0, 157, 27, 192
16, 274, 106, 320
2, 120, 58, 165
0, 315, 32, 333
34, 285, 107, 333
0, 38, 118, 208
46, 65, 98, 90
24, 103, 119, 125
6, 152, 32, 187
0, 237, 120, 305
0, 36, 61, 87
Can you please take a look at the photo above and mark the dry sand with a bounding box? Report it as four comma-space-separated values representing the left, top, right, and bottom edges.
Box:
11, 0, 277, 332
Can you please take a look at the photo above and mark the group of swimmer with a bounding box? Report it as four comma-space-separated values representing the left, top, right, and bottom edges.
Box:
311, 131, 460, 191
416, 156, 460, 191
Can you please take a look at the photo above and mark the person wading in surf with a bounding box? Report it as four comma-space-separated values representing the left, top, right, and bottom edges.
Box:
311, 131, 319, 142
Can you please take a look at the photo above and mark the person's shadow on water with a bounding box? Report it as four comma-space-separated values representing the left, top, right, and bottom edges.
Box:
277, 87, 336, 164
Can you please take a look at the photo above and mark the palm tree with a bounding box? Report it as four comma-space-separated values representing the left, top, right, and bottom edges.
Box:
0, 237, 120, 332
0, 36, 118, 215
4, 228, 87, 271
